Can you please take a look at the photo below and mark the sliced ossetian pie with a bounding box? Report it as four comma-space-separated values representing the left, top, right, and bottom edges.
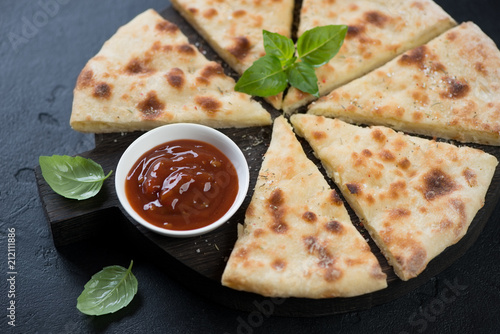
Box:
222, 116, 387, 297
70, 9, 271, 133
170, 0, 296, 110
282, 0, 456, 114
308, 22, 500, 146
291, 114, 498, 280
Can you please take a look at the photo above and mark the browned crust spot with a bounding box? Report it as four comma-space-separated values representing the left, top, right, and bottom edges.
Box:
253, 228, 265, 238
93, 82, 112, 99
346, 183, 361, 195
76, 69, 94, 88
411, 1, 425, 10
362, 149, 373, 157
197, 63, 225, 85
155, 20, 179, 33
325, 267, 342, 282
420, 168, 457, 201
389, 180, 407, 199
412, 91, 429, 106
346, 25, 366, 39
371, 128, 386, 142
200, 63, 225, 78
379, 149, 395, 161
303, 236, 341, 281
353, 153, 365, 168
382, 228, 428, 279
398, 45, 446, 72
364, 10, 389, 28
440, 77, 470, 100
348, 3, 358, 10
137, 91, 165, 119
162, 45, 174, 53
203, 8, 218, 19
267, 188, 288, 234
365, 194, 375, 205
446, 31, 457, 41
194, 96, 222, 113
125, 58, 153, 75
325, 220, 343, 234
330, 190, 343, 206
312, 131, 326, 140
393, 138, 407, 151
271, 259, 286, 271
450, 198, 467, 237
475, 62, 487, 75
303, 237, 330, 267
463, 168, 478, 187
398, 46, 427, 69
397, 247, 427, 278
302, 211, 317, 223
235, 247, 247, 258
165, 68, 185, 89
413, 111, 424, 121
398, 158, 411, 170
228, 36, 251, 60
269, 188, 283, 207
232, 9, 246, 17
389, 208, 411, 219
439, 218, 453, 230
176, 44, 196, 55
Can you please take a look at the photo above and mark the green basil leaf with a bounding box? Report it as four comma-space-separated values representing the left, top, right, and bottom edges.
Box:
234, 55, 288, 97
77, 261, 138, 316
287, 62, 320, 97
39, 155, 112, 200
297, 25, 348, 67
263, 30, 295, 65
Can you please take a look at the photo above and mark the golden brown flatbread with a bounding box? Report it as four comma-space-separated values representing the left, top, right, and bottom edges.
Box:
170, 0, 295, 109
222, 116, 387, 298
282, 0, 456, 114
291, 114, 498, 280
70, 9, 271, 133
308, 22, 500, 145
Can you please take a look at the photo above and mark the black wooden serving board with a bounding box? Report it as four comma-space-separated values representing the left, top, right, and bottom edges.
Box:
35, 6, 500, 316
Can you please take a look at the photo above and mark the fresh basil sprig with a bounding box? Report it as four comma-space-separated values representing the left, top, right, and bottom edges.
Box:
39, 155, 112, 200
235, 25, 348, 98
77, 261, 138, 316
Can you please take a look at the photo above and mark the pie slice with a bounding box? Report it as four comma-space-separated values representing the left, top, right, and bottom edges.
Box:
308, 22, 500, 146
70, 9, 271, 133
282, 0, 456, 114
170, 0, 295, 110
291, 114, 498, 280
221, 116, 387, 298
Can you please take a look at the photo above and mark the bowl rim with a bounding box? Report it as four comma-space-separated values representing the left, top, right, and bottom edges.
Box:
115, 123, 249, 238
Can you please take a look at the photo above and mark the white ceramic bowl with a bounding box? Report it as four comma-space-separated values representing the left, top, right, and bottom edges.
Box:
115, 123, 249, 237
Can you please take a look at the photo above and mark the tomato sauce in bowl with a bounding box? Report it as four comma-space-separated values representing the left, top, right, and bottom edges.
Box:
125, 139, 238, 231
115, 123, 249, 238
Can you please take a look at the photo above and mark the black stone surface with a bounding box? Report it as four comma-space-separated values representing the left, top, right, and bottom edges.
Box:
2, 0, 500, 333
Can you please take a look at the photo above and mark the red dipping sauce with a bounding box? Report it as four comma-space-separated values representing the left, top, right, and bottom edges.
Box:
125, 139, 239, 231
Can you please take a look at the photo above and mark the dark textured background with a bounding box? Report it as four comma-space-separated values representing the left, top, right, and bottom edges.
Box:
2, 0, 500, 333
